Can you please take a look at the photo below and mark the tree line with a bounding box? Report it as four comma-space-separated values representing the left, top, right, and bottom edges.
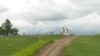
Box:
0, 19, 18, 36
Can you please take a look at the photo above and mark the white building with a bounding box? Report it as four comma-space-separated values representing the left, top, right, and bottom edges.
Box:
61, 26, 70, 36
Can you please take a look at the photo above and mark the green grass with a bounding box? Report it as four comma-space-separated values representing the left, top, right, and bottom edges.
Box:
0, 35, 60, 56
63, 35, 100, 56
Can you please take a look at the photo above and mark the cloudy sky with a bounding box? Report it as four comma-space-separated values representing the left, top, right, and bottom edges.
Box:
0, 0, 100, 35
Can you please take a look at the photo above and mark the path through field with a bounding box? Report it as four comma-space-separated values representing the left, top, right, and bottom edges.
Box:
35, 36, 76, 56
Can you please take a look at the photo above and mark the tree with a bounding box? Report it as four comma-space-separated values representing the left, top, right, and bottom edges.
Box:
11, 28, 18, 35
2, 19, 12, 36
0, 19, 19, 36
0, 27, 5, 36
0, 27, 3, 35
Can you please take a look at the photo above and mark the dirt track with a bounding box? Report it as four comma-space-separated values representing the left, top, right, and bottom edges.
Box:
35, 36, 76, 56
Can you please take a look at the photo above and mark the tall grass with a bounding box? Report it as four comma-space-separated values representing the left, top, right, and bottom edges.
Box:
63, 35, 100, 56
0, 35, 60, 56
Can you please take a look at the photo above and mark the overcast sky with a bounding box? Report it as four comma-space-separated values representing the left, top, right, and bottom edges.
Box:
0, 0, 100, 35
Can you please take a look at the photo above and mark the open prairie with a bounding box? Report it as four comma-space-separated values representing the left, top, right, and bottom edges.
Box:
63, 35, 100, 56
0, 35, 60, 56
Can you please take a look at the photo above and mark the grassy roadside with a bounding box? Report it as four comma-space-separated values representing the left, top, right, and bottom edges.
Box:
63, 35, 100, 56
0, 35, 60, 56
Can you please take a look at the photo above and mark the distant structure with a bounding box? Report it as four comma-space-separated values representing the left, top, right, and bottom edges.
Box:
23, 32, 25, 36
61, 26, 70, 37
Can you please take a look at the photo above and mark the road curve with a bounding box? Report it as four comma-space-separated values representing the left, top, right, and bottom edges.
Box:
35, 36, 76, 56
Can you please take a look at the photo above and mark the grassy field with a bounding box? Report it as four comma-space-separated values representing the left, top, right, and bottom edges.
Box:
63, 35, 100, 56
0, 35, 60, 56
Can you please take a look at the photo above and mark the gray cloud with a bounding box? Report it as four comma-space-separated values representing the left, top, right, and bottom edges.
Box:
21, 0, 100, 21
0, 0, 100, 35
18, 0, 100, 35
21, 0, 73, 21
0, 4, 8, 13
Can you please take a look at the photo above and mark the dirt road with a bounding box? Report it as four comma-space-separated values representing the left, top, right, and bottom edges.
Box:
35, 36, 76, 56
